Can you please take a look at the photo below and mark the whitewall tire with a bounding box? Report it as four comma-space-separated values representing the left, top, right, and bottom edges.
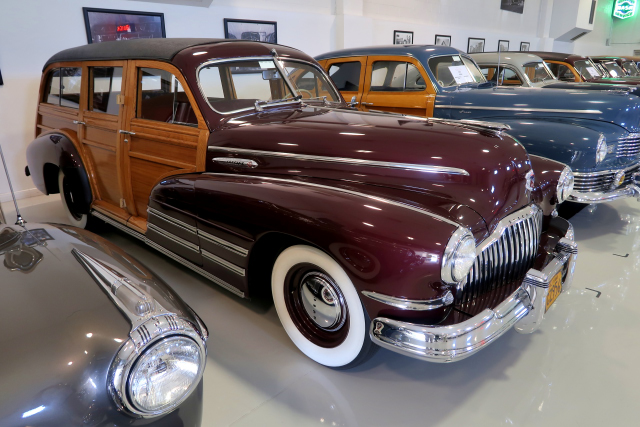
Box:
272, 245, 373, 368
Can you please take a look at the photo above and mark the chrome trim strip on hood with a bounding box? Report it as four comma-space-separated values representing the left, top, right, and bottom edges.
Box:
208, 147, 470, 176
436, 105, 604, 114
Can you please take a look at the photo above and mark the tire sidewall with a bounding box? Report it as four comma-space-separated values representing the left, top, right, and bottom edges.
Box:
58, 170, 88, 229
272, 245, 367, 367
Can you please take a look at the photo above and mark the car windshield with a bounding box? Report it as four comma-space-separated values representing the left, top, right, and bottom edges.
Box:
626, 61, 640, 76
198, 58, 340, 113
427, 55, 486, 87
522, 61, 555, 83
603, 61, 626, 77
574, 60, 602, 79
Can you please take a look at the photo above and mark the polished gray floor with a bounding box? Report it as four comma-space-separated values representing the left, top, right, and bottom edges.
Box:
3, 195, 637, 426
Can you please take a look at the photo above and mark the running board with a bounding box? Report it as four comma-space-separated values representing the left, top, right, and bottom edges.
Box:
91, 210, 246, 298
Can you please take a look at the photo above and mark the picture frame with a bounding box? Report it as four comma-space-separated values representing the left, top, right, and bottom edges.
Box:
467, 37, 485, 54
434, 34, 452, 47
0, 69, 3, 86
501, 0, 525, 14
520, 42, 531, 52
498, 40, 510, 52
82, 7, 166, 44
224, 18, 277, 43
394, 30, 414, 45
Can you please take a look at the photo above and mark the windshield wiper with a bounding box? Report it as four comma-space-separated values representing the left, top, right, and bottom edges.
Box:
254, 97, 302, 112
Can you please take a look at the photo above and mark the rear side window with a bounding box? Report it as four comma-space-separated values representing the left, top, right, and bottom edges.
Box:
370, 61, 426, 92
136, 67, 198, 126
328, 62, 361, 91
42, 68, 82, 109
89, 67, 123, 115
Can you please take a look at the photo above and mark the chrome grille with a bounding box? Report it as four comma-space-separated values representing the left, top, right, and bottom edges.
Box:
456, 206, 543, 305
617, 134, 640, 158
573, 164, 640, 193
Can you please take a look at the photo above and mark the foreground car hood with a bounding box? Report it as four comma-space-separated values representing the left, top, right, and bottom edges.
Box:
208, 106, 534, 231
437, 85, 640, 133
0, 223, 201, 426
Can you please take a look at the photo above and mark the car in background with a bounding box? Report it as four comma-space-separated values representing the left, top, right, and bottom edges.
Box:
26, 38, 576, 368
590, 56, 640, 78
317, 45, 640, 204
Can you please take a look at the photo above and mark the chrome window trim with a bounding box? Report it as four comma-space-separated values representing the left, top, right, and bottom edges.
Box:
202, 249, 246, 276
208, 146, 470, 176
148, 223, 200, 253
196, 56, 340, 115
202, 173, 461, 228
147, 207, 197, 234
435, 105, 604, 114
198, 229, 249, 257
361, 290, 454, 311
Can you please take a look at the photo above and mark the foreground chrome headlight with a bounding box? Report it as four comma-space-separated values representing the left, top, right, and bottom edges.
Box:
441, 228, 477, 284
596, 134, 607, 164
556, 166, 575, 203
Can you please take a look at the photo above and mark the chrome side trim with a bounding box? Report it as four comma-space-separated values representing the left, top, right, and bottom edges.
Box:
202, 249, 245, 276
146, 239, 245, 298
208, 146, 469, 176
569, 184, 640, 203
147, 207, 197, 234
213, 157, 258, 168
362, 290, 454, 311
436, 105, 604, 114
198, 229, 249, 257
202, 173, 461, 228
148, 223, 200, 253
92, 211, 146, 241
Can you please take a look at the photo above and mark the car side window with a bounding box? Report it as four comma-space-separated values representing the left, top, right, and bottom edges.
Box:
89, 67, 123, 115
328, 62, 361, 91
550, 64, 574, 81
479, 66, 522, 86
370, 61, 426, 92
42, 68, 81, 109
136, 68, 198, 126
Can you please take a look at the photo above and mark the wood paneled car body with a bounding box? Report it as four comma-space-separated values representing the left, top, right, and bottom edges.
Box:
27, 39, 577, 368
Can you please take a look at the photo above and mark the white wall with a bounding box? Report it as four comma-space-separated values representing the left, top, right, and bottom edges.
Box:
0, 0, 637, 199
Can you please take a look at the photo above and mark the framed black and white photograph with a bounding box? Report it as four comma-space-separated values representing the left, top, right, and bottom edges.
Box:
498, 40, 510, 52
82, 8, 165, 44
394, 30, 414, 45
467, 37, 485, 53
520, 42, 531, 51
224, 18, 277, 43
501, 0, 525, 14
434, 34, 451, 47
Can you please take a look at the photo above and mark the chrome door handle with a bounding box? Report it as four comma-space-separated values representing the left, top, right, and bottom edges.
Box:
361, 102, 374, 106
119, 130, 136, 135
73, 120, 86, 125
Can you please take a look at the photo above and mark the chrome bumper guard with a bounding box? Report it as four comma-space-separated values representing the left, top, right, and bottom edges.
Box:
569, 172, 640, 204
369, 232, 578, 363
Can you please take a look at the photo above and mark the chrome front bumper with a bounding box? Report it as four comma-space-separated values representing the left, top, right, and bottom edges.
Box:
369, 235, 578, 363
569, 183, 640, 203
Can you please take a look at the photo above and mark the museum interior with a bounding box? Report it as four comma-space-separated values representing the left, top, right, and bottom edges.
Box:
1, 0, 640, 426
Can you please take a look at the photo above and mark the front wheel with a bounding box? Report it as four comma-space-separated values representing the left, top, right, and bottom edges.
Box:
271, 245, 376, 368
58, 170, 89, 228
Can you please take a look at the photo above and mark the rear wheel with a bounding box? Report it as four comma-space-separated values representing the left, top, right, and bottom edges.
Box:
271, 245, 376, 368
58, 170, 90, 229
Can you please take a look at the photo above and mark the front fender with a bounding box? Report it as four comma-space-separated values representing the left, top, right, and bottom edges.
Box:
26, 131, 92, 213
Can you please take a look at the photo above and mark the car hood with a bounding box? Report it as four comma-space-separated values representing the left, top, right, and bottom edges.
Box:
541, 81, 640, 97
586, 76, 640, 85
0, 223, 202, 425
208, 106, 536, 232
436, 85, 640, 133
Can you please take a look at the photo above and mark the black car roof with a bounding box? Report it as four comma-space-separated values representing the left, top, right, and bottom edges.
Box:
315, 45, 464, 63
44, 38, 226, 69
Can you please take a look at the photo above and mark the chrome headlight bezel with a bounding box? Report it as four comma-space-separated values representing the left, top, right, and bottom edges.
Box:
441, 227, 477, 284
596, 134, 607, 164
556, 166, 575, 204
108, 316, 207, 418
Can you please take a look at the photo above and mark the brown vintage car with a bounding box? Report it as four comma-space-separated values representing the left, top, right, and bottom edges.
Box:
27, 38, 576, 368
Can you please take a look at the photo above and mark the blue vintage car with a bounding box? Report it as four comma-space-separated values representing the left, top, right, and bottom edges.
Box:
316, 45, 640, 204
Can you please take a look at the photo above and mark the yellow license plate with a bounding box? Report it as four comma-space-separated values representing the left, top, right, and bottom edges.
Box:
545, 271, 563, 312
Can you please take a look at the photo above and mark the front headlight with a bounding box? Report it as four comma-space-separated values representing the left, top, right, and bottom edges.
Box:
596, 134, 607, 164
556, 166, 574, 203
441, 228, 477, 284
129, 336, 202, 413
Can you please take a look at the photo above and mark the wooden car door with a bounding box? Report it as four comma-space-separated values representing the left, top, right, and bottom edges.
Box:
546, 61, 581, 82
120, 60, 209, 233
321, 57, 366, 106
361, 56, 436, 117
79, 61, 131, 223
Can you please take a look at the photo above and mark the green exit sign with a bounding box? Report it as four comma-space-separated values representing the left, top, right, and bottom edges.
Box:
613, 0, 637, 19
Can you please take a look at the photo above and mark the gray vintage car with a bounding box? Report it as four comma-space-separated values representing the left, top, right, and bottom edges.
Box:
0, 151, 207, 426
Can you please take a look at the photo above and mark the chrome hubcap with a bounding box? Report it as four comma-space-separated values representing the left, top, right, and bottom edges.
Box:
299, 272, 345, 331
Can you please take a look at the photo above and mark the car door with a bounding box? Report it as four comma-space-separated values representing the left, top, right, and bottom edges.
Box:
80, 61, 131, 222
361, 56, 435, 117
120, 60, 209, 233
322, 57, 366, 106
